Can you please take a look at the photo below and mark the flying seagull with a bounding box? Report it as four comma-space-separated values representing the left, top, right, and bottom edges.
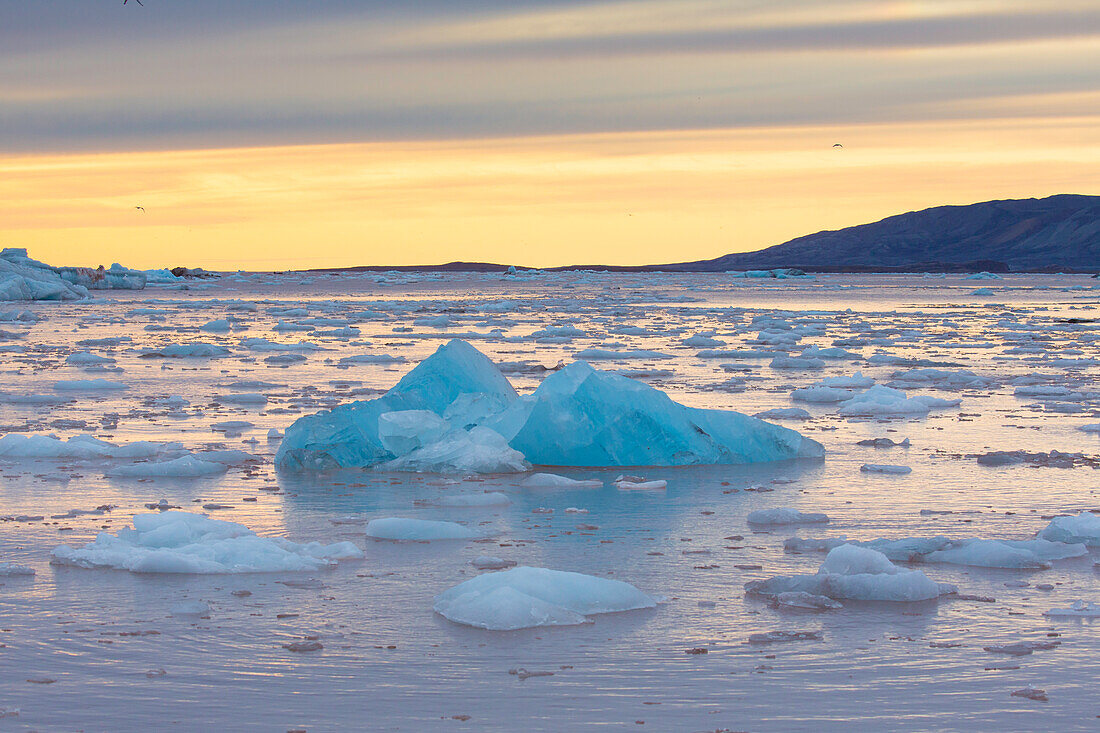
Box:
134, 206, 145, 212
832, 143, 843, 148
123, 0, 143, 6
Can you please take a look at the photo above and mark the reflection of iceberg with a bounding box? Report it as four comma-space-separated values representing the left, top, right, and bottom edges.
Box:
1, 248, 146, 301
276, 339, 823, 472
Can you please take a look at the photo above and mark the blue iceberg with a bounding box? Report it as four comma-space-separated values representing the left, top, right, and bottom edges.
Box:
275, 339, 823, 472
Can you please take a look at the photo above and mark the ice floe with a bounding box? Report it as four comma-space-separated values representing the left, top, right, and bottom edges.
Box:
433, 566, 658, 630
50, 512, 362, 573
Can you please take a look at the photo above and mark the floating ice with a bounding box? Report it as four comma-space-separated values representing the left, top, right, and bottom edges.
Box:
754, 407, 811, 420
0, 434, 181, 461
1037, 511, 1100, 546
746, 544, 956, 602
278, 340, 822, 471
860, 464, 912, 475
838, 385, 959, 416
430, 492, 511, 507
0, 562, 35, 576
573, 348, 673, 361
433, 566, 658, 630
520, 473, 603, 488
51, 512, 362, 573
108, 455, 229, 478
364, 517, 479, 541
140, 343, 231, 358
1043, 600, 1100, 618
787, 535, 1085, 569
54, 379, 128, 391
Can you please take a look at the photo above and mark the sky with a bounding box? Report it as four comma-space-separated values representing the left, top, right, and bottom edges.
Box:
2, 0, 1098, 269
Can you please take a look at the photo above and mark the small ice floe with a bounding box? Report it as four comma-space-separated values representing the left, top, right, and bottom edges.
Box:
791, 385, 853, 403
0, 434, 181, 460
746, 544, 956, 603
66, 352, 116, 366
108, 454, 228, 478
212, 421, 254, 434
520, 473, 603, 489
430, 492, 511, 508
51, 512, 362, 573
860, 464, 912, 475
432, 566, 658, 630
747, 508, 829, 526
0, 561, 35, 576
216, 393, 268, 406
788, 536, 1084, 570
200, 319, 231, 332
769, 355, 824, 370
140, 343, 230, 358
265, 353, 308, 365
1010, 687, 1048, 702
838, 386, 959, 416
983, 640, 1060, 656
267, 428, 283, 440
748, 630, 823, 644
364, 517, 479, 541
1043, 600, 1100, 618
470, 556, 517, 570
857, 437, 910, 448
1078, 424, 1100, 433
573, 348, 673, 360
768, 591, 842, 611
753, 408, 811, 421
1037, 511, 1100, 546
615, 478, 667, 490
53, 378, 128, 391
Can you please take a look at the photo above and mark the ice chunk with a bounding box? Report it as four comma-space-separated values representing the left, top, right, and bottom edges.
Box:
276, 339, 517, 470
573, 348, 673, 360
0, 434, 181, 460
432, 566, 657, 630
838, 385, 958, 416
0, 562, 35, 576
50, 512, 362, 573
1043, 600, 1100, 618
491, 361, 823, 467
746, 544, 956, 602
1037, 511, 1100, 546
140, 343, 231, 358
1, 248, 90, 301
860, 464, 912, 475
364, 517, 479, 541
520, 473, 603, 488
470, 556, 517, 570
769, 592, 842, 611
108, 455, 228, 478
54, 379, 128, 391
431, 492, 511, 507
747, 508, 829, 526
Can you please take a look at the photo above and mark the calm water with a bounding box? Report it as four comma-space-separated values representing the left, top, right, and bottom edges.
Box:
1, 271, 1098, 731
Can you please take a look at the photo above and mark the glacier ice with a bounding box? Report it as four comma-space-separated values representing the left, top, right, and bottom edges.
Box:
276, 339, 822, 472
50, 512, 362, 573
433, 566, 658, 630
1038, 511, 1100, 546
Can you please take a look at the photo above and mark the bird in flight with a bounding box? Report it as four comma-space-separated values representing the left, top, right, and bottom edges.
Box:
832, 143, 844, 148
134, 206, 145, 212
123, 0, 144, 6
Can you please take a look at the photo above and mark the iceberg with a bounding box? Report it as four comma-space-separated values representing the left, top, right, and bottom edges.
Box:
433, 566, 658, 630
488, 361, 823, 467
50, 512, 362, 573
277, 340, 822, 471
747, 508, 829, 526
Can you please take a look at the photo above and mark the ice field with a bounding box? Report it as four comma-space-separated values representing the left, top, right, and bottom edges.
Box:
1, 268, 1099, 731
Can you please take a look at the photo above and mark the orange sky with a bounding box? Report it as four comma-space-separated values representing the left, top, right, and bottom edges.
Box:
2, 116, 1098, 270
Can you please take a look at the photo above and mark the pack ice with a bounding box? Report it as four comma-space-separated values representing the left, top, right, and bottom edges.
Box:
1, 248, 146, 301
276, 340, 823, 472
433, 566, 658, 630
50, 511, 363, 573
